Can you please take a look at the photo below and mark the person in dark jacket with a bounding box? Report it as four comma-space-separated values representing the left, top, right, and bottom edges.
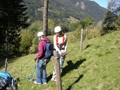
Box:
34, 31, 51, 85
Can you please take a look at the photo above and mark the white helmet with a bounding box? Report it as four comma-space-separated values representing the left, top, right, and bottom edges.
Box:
54, 26, 62, 33
37, 32, 44, 37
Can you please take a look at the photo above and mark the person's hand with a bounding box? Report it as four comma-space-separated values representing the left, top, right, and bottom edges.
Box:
60, 50, 67, 56
61, 50, 66, 53
58, 51, 62, 55
62, 51, 67, 56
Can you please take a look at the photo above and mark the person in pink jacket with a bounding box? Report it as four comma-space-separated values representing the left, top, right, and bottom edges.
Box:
34, 31, 51, 85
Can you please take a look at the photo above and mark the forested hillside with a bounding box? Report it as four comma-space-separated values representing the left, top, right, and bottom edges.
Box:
24, 0, 106, 23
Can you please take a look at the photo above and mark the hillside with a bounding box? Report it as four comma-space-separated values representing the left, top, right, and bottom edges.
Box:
0, 30, 120, 90
24, 0, 106, 23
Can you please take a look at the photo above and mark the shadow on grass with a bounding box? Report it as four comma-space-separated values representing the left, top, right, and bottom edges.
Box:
47, 58, 86, 83
84, 44, 92, 50
0, 57, 21, 71
61, 58, 86, 77
0, 59, 5, 68
0, 58, 12, 69
0, 58, 15, 69
66, 74, 83, 90
47, 74, 52, 82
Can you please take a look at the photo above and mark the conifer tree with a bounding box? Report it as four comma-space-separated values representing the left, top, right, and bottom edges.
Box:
0, 0, 28, 58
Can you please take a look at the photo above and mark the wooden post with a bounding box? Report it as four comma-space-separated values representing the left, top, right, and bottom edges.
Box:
5, 58, 8, 72
80, 28, 84, 50
53, 51, 62, 90
43, 0, 49, 36
86, 27, 88, 39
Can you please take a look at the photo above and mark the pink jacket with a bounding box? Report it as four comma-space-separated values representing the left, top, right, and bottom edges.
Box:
36, 38, 50, 59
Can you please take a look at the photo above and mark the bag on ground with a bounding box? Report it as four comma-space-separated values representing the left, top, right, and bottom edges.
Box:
0, 71, 18, 90
0, 71, 12, 88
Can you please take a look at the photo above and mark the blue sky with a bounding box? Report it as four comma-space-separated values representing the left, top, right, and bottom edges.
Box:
90, 0, 109, 8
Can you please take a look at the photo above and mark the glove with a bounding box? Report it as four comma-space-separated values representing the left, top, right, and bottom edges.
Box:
61, 50, 67, 56
34, 58, 37, 62
62, 52, 67, 56
58, 51, 62, 55
61, 50, 66, 53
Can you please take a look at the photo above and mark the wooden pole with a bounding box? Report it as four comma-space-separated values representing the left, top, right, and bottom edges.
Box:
53, 51, 62, 90
5, 58, 8, 72
43, 0, 48, 36
80, 28, 84, 50
86, 27, 88, 40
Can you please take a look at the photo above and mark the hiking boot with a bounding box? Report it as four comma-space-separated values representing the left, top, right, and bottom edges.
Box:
34, 81, 41, 84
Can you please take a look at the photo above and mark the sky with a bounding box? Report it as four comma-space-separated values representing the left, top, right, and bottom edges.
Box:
90, 0, 109, 8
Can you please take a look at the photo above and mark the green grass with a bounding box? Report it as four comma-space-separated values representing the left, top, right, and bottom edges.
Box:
0, 30, 120, 90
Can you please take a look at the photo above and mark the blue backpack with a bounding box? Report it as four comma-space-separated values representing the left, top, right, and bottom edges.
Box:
44, 41, 54, 58
0, 71, 12, 88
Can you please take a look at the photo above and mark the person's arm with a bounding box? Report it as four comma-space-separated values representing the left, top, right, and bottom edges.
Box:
36, 41, 44, 59
64, 35, 67, 51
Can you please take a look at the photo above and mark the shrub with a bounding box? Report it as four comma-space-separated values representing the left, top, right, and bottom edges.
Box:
20, 30, 33, 54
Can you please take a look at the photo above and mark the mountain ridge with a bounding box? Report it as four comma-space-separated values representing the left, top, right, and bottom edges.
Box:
24, 0, 106, 23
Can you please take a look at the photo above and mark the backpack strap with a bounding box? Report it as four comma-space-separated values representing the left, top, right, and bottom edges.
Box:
41, 40, 50, 44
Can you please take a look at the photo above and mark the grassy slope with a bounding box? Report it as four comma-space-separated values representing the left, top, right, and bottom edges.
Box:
0, 31, 120, 90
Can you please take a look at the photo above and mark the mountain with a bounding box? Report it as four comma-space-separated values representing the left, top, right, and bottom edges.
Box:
24, 0, 106, 23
